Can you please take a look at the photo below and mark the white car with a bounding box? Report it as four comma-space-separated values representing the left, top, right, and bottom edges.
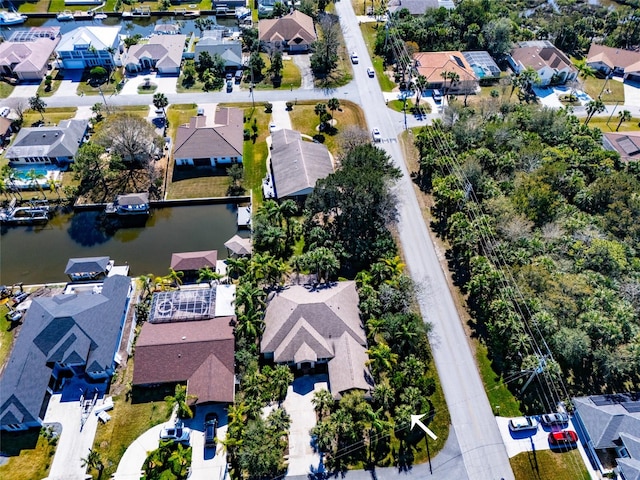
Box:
372, 128, 382, 143
367, 68, 375, 78
159, 423, 191, 445
0, 107, 10, 117
350, 52, 359, 64
269, 122, 277, 132
508, 416, 538, 432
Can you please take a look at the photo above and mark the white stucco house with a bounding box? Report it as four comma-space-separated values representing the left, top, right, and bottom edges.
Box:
55, 26, 122, 70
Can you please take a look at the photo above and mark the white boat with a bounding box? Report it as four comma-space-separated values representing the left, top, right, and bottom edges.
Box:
105, 193, 150, 216
0, 11, 27, 25
235, 6, 251, 19
94, 11, 107, 19
57, 10, 74, 20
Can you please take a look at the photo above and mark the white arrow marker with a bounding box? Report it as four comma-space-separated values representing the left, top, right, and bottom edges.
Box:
411, 413, 438, 440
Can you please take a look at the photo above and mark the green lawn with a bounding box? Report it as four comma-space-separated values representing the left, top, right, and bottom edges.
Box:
251, 54, 302, 90
239, 104, 270, 209
510, 448, 590, 480
288, 100, 367, 156
0, 80, 15, 99
581, 75, 625, 104
37, 70, 64, 98
22, 107, 77, 128
0, 428, 57, 480
91, 391, 171, 478
476, 341, 522, 418
360, 23, 396, 92
76, 69, 123, 97
588, 115, 640, 133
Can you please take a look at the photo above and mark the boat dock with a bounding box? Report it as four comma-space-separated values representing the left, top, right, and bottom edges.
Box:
237, 204, 251, 229
0, 199, 50, 225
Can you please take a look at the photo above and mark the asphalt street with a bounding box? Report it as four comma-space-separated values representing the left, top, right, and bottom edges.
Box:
334, 1, 514, 479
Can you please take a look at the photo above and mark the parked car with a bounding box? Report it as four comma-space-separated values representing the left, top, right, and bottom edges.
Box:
432, 89, 443, 103
548, 430, 578, 446
372, 128, 382, 143
225, 72, 233, 81
226, 80, 233, 92
508, 416, 538, 432
204, 412, 218, 448
540, 412, 569, 427
367, 68, 375, 78
0, 107, 10, 117
350, 52, 359, 64
235, 70, 243, 84
160, 423, 191, 445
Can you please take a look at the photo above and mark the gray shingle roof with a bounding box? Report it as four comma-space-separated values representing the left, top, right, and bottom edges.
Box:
270, 129, 334, 199
64, 256, 111, 275
5, 119, 88, 161
574, 394, 640, 449
261, 282, 370, 396
125, 34, 186, 70
173, 108, 243, 160
258, 10, 316, 46
0, 275, 131, 429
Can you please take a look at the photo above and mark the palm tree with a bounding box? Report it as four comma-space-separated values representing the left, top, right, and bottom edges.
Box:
366, 343, 398, 377
225, 256, 248, 280
25, 169, 46, 199
267, 407, 291, 437
327, 97, 340, 119
584, 98, 605, 125
279, 199, 298, 245
314, 103, 327, 122
235, 310, 265, 342
312, 388, 335, 420
269, 364, 294, 404
575, 58, 596, 90
167, 442, 191, 477
138, 273, 155, 300
81, 448, 104, 479
153, 92, 169, 116
91, 103, 104, 122
48, 177, 62, 200
164, 384, 197, 418
616, 109, 632, 131
197, 266, 223, 286
446, 71, 460, 96
234, 281, 266, 317
28, 93, 46, 121
164, 268, 184, 289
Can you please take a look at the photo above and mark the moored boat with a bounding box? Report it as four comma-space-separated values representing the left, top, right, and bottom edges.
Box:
105, 192, 150, 216
94, 11, 107, 19
0, 11, 27, 25
57, 10, 74, 20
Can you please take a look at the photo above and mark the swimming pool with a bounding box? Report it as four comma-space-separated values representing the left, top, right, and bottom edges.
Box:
471, 65, 487, 79
11, 165, 62, 180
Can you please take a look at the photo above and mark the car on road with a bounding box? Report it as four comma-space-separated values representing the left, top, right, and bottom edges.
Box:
269, 122, 277, 132
372, 128, 382, 143
548, 430, 578, 446
508, 416, 538, 432
431, 89, 443, 103
367, 68, 375, 77
160, 423, 191, 445
204, 412, 218, 448
226, 80, 233, 92
350, 52, 359, 64
540, 412, 569, 427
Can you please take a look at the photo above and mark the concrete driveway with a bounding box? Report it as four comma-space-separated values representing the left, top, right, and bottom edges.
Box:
119, 72, 178, 96
10, 82, 40, 99
291, 54, 314, 90
43, 393, 102, 480
623, 80, 640, 107
114, 405, 228, 480
283, 375, 327, 477
270, 101, 293, 130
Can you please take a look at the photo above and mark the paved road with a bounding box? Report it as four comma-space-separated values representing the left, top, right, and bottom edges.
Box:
333, 1, 514, 479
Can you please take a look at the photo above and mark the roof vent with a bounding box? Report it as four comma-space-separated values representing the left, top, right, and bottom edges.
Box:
182, 336, 186, 340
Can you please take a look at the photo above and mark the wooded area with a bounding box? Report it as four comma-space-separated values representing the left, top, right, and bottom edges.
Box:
414, 102, 640, 407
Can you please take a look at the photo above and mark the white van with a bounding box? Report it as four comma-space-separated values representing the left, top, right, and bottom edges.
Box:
508, 416, 538, 432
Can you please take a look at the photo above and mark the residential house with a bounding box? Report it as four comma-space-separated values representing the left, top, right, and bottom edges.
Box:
387, 0, 454, 15
261, 282, 373, 400
132, 316, 235, 405
573, 394, 640, 480
259, 10, 316, 53
587, 44, 640, 83
170, 250, 218, 282
124, 34, 186, 75
413, 51, 479, 93
64, 256, 114, 282
269, 129, 334, 202
173, 107, 243, 167
5, 119, 89, 167
0, 28, 61, 81
194, 30, 243, 70
55, 26, 122, 70
509, 40, 577, 86
603, 131, 640, 162
0, 275, 131, 431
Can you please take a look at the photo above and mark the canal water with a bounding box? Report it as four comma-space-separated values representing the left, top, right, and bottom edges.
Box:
0, 204, 241, 285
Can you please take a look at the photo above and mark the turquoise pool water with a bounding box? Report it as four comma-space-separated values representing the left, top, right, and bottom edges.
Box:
472, 65, 486, 79
11, 165, 61, 180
